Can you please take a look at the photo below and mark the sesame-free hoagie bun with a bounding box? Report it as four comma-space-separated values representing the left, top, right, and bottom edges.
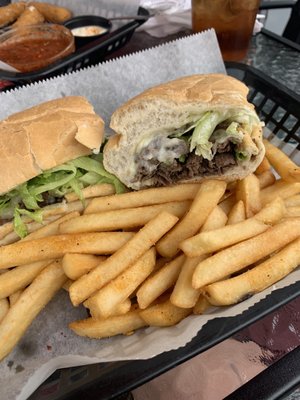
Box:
0, 96, 104, 195
103, 74, 265, 190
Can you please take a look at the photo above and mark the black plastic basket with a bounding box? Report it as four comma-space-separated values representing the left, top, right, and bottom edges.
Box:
0, 7, 149, 86
28, 63, 300, 400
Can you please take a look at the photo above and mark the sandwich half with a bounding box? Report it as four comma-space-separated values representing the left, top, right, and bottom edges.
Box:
0, 96, 124, 237
103, 74, 265, 190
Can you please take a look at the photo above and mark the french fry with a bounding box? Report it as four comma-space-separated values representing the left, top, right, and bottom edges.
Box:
180, 218, 269, 258
85, 183, 201, 214
0, 260, 67, 361
285, 207, 300, 217
0, 299, 9, 323
84, 248, 156, 318
261, 181, 300, 205
264, 139, 300, 182
65, 183, 115, 202
0, 260, 51, 299
85, 298, 131, 319
136, 254, 185, 310
236, 174, 262, 218
62, 254, 106, 280
63, 279, 73, 292
285, 195, 300, 207
257, 170, 276, 189
201, 206, 228, 231
24, 212, 80, 241
0, 232, 134, 270
192, 218, 300, 289
255, 156, 271, 175
0, 210, 81, 246
60, 201, 191, 234
69, 211, 179, 306
227, 200, 246, 225
205, 237, 300, 306
69, 310, 147, 339
139, 299, 192, 327
9, 290, 23, 306
156, 180, 227, 258
170, 206, 227, 308
218, 194, 236, 214
254, 197, 286, 224
193, 296, 211, 315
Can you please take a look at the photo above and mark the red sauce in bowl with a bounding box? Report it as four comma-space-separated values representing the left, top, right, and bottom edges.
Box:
0, 24, 75, 73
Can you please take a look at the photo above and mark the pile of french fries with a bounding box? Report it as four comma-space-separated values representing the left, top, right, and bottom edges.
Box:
0, 140, 300, 361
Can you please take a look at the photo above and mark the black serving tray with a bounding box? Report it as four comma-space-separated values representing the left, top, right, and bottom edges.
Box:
27, 63, 300, 400
0, 7, 149, 86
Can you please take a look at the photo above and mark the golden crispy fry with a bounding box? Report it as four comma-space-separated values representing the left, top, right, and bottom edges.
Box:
136, 254, 185, 310
180, 218, 269, 258
12, 5, 44, 27
62, 253, 106, 280
85, 183, 201, 214
69, 211, 179, 306
193, 295, 211, 315
255, 157, 271, 175
0, 212, 78, 246
254, 197, 286, 224
256, 170, 276, 189
69, 310, 147, 339
192, 218, 300, 289
261, 181, 300, 206
218, 194, 236, 214
63, 279, 73, 292
65, 183, 115, 202
29, 2, 72, 23
227, 200, 246, 225
261, 180, 300, 205
170, 206, 227, 308
285, 195, 300, 207
60, 201, 191, 234
24, 212, 80, 241
0, 260, 67, 361
85, 298, 131, 319
264, 139, 300, 182
205, 237, 300, 306
285, 206, 300, 217
156, 180, 227, 258
9, 290, 23, 306
0, 232, 134, 270
0, 298, 9, 323
0, 260, 51, 299
0, 2, 25, 27
139, 299, 192, 327
201, 205, 228, 231
84, 248, 156, 318
236, 174, 262, 218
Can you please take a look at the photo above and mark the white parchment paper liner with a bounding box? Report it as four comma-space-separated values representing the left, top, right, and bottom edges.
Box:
0, 30, 299, 400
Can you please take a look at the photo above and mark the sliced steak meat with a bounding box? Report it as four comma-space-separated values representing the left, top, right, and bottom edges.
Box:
135, 142, 237, 187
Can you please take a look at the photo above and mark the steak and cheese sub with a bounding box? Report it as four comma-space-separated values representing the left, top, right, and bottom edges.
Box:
103, 74, 265, 190
0, 96, 123, 237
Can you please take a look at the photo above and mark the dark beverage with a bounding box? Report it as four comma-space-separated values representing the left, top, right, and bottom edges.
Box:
192, 0, 260, 61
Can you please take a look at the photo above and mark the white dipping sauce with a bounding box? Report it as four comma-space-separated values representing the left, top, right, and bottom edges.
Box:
71, 25, 107, 37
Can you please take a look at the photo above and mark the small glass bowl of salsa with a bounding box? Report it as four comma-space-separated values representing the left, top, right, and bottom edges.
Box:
0, 24, 75, 73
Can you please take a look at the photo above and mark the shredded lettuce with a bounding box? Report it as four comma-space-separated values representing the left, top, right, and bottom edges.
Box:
0, 153, 126, 238
169, 109, 259, 162
190, 112, 226, 160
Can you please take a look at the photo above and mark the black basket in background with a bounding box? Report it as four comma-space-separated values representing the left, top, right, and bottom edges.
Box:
226, 62, 300, 164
